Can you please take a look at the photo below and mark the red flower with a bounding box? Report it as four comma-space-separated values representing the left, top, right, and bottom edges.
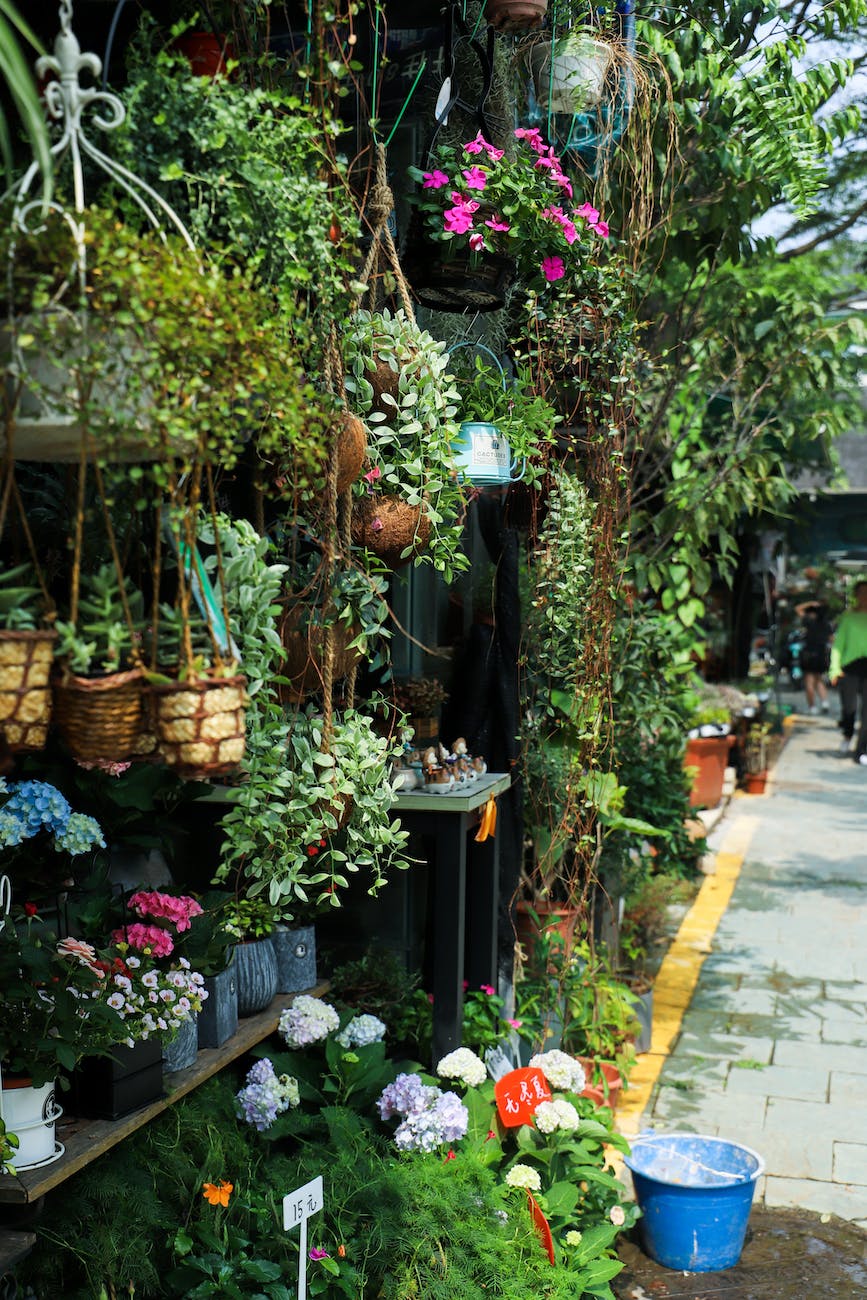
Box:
444, 1150, 457, 1161
24, 902, 38, 917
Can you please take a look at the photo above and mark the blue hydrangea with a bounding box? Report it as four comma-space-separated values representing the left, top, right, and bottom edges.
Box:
235, 1058, 300, 1131
0, 781, 103, 856
336, 1014, 387, 1049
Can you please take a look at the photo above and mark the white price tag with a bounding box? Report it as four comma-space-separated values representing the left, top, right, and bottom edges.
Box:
283, 1175, 324, 1231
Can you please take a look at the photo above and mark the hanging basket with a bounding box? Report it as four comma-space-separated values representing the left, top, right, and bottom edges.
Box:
336, 412, 368, 495
151, 672, 247, 780
405, 237, 516, 313
351, 495, 431, 568
530, 36, 615, 113
0, 629, 57, 752
278, 609, 362, 701
52, 667, 144, 763
486, 0, 548, 32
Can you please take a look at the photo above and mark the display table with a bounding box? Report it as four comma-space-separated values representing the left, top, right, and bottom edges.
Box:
394, 773, 511, 1065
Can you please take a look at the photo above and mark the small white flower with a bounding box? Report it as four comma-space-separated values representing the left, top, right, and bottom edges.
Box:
505, 1164, 542, 1192
107, 992, 125, 1010
160, 989, 176, 1003
609, 1205, 625, 1226
529, 1050, 585, 1095
565, 1229, 582, 1246
533, 1101, 560, 1134
142, 971, 158, 989
126, 955, 141, 968
551, 1098, 579, 1131
436, 1047, 486, 1088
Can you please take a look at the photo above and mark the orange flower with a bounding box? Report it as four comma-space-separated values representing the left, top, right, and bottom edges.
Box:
337, 1245, 346, 1258
202, 1180, 234, 1207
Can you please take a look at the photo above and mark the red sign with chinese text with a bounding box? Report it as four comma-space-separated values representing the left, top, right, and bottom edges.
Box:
494, 1067, 551, 1127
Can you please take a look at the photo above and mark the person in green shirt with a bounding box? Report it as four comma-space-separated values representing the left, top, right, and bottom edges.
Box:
829, 580, 867, 765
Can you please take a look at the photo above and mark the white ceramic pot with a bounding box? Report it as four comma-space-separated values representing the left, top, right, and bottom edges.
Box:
531, 35, 614, 113
0, 1078, 63, 1170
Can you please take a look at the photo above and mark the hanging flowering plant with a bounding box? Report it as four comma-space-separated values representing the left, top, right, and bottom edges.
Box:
409, 128, 610, 292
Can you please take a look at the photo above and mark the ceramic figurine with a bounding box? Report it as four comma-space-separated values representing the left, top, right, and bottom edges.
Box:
428, 766, 455, 790
472, 755, 487, 775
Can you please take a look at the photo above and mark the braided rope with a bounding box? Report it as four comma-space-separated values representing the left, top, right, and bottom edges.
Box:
358, 144, 415, 316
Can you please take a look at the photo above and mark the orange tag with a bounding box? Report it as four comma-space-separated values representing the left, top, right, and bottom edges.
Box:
474, 794, 498, 842
494, 1067, 551, 1127
527, 1190, 555, 1265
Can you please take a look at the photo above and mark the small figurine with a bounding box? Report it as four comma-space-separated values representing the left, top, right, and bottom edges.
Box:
472, 755, 487, 775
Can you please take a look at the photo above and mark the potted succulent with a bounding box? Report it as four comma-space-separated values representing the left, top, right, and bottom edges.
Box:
53, 563, 146, 765
393, 677, 449, 747
407, 128, 610, 309
0, 560, 56, 753
343, 309, 469, 582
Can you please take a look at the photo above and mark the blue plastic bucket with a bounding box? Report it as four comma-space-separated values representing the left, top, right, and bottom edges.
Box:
625, 1133, 764, 1272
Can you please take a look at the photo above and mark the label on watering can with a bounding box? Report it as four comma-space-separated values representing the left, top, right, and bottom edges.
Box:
471, 428, 511, 474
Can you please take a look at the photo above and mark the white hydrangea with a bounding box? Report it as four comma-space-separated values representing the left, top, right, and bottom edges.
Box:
278, 995, 340, 1048
436, 1047, 487, 1088
336, 1014, 387, 1048
529, 1050, 585, 1095
565, 1229, 583, 1247
505, 1163, 542, 1192
534, 1097, 580, 1133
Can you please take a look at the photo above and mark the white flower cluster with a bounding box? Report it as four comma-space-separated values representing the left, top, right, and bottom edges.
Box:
435, 1047, 487, 1088
505, 1163, 541, 1192
529, 1050, 585, 1095
278, 995, 340, 1048
533, 1098, 580, 1134
336, 1014, 387, 1049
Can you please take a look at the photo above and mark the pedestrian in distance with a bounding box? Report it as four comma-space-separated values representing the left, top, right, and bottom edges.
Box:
829, 580, 867, 765
793, 599, 831, 716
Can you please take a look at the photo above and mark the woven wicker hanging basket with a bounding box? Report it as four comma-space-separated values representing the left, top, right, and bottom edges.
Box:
52, 667, 145, 763
0, 629, 57, 752
151, 673, 247, 780
351, 495, 431, 569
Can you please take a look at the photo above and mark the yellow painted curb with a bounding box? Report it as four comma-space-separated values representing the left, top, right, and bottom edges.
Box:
616, 814, 758, 1131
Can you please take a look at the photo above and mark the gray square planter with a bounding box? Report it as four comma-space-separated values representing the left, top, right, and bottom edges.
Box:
197, 954, 239, 1048
272, 925, 317, 994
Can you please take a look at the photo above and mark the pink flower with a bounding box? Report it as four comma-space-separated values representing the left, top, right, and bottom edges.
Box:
541, 256, 565, 282
592, 220, 610, 239
480, 984, 496, 996
542, 206, 577, 245
443, 197, 479, 234
309, 1248, 330, 1261
485, 215, 511, 232
422, 169, 450, 189
575, 202, 601, 225
514, 126, 545, 153
128, 891, 203, 932
370, 517, 384, 532
464, 131, 504, 161
552, 171, 573, 198
462, 166, 487, 190
506, 1017, 523, 1029
535, 153, 555, 170
363, 466, 382, 484
468, 232, 486, 252
114, 923, 175, 958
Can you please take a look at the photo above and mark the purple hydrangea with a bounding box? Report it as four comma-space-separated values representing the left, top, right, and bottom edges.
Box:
278, 996, 340, 1048
377, 1072, 437, 1121
235, 1058, 300, 1131
377, 1074, 468, 1152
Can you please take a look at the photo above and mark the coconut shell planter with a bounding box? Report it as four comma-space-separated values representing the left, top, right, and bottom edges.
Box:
151, 673, 247, 779
279, 610, 361, 701
336, 413, 368, 495
52, 667, 144, 763
0, 629, 57, 752
485, 0, 548, 30
351, 496, 431, 569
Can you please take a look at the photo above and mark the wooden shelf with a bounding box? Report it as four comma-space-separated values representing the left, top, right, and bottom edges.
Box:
392, 772, 511, 814
0, 1229, 36, 1273
0, 984, 328, 1205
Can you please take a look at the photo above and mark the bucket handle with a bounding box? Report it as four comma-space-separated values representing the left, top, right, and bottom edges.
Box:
447, 343, 526, 482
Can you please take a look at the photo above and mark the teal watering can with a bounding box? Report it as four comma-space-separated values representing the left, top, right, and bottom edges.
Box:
449, 343, 526, 486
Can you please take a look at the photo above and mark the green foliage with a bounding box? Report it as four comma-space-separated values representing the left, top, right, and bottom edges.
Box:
55, 563, 144, 676
118, 28, 356, 335
453, 356, 559, 485
0, 559, 43, 630
2, 209, 327, 489
0, 1, 51, 206
344, 308, 470, 582
0, 1112, 18, 1175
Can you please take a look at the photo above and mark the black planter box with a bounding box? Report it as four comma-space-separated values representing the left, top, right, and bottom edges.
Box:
69, 1038, 164, 1120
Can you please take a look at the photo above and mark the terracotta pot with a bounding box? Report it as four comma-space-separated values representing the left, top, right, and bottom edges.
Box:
684, 733, 733, 809
336, 412, 367, 495
485, 0, 548, 31
173, 31, 235, 77
743, 770, 768, 795
577, 1057, 623, 1109
351, 495, 431, 568
515, 900, 580, 968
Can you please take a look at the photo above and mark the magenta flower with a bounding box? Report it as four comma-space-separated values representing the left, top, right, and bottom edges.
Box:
541, 255, 566, 282
575, 202, 601, 225
464, 131, 505, 161
309, 1248, 330, 1261
443, 198, 479, 234
468, 232, 486, 252
370, 517, 384, 532
514, 126, 544, 152
422, 169, 450, 189
593, 220, 610, 239
506, 1017, 523, 1030
552, 171, 574, 198
480, 984, 496, 996
462, 166, 487, 190
363, 466, 382, 484
485, 215, 511, 232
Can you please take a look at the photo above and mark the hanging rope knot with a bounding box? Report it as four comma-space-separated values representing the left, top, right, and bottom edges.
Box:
367, 180, 395, 232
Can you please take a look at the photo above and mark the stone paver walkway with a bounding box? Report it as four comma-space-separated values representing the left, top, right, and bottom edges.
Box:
620, 713, 867, 1224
